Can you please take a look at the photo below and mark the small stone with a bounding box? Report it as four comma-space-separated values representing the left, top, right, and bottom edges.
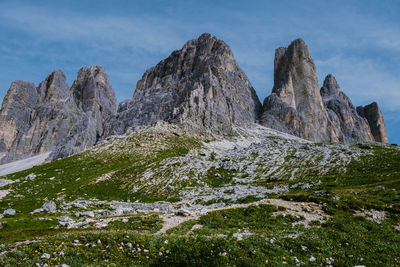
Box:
326, 257, 334, 264
3, 208, 16, 216
41, 253, 51, 259
25, 173, 36, 180
175, 209, 191, 217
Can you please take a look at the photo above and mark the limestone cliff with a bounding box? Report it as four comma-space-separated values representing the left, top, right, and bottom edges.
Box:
106, 33, 261, 135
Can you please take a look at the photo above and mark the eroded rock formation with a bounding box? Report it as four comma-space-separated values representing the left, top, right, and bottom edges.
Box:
357, 102, 388, 143
106, 33, 261, 135
260, 38, 385, 143
0, 66, 116, 164
320, 74, 374, 143
0, 34, 390, 165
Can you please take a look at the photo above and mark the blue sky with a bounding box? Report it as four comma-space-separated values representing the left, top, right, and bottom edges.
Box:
0, 0, 399, 143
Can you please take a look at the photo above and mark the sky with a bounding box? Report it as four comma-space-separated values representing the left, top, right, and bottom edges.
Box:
0, 0, 399, 143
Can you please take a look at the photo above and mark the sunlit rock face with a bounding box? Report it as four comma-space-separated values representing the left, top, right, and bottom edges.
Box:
320, 74, 374, 143
105, 33, 261, 136
0, 66, 117, 164
260, 38, 383, 143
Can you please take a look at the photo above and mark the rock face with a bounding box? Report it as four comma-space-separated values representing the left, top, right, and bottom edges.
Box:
320, 74, 374, 143
357, 103, 388, 143
0, 35, 390, 166
71, 65, 117, 138
106, 33, 261, 135
0, 66, 116, 164
260, 39, 337, 142
260, 38, 385, 143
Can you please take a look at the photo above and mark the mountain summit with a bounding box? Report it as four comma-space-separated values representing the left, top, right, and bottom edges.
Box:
260, 38, 386, 143
106, 33, 261, 135
0, 34, 389, 165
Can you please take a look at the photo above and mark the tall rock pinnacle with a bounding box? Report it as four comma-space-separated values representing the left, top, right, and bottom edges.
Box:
107, 33, 261, 135
71, 65, 117, 138
320, 74, 374, 143
357, 102, 388, 143
260, 39, 337, 142
0, 66, 117, 164
260, 39, 384, 143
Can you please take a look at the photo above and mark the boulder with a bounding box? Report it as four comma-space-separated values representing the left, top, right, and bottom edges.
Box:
320, 74, 374, 142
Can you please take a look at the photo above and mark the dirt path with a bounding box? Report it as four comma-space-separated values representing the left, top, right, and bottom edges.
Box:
156, 198, 329, 235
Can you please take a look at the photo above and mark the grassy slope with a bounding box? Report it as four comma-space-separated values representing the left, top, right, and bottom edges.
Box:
0, 127, 399, 266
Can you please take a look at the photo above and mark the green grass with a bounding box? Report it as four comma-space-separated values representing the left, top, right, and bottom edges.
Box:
0, 129, 400, 265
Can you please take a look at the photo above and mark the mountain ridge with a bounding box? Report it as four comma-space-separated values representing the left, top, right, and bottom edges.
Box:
0, 34, 389, 165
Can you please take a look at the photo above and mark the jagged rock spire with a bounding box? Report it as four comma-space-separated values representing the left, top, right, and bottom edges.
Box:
261, 38, 337, 142
107, 33, 261, 135
261, 39, 383, 144
321, 74, 374, 143
320, 74, 341, 97
357, 102, 388, 143
0, 65, 117, 164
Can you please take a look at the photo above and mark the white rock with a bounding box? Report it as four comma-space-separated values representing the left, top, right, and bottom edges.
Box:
41, 253, 51, 259
3, 208, 16, 216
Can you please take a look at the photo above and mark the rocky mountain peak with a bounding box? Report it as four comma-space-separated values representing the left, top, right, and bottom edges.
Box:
261, 39, 383, 144
357, 102, 388, 143
108, 33, 261, 135
0, 65, 118, 164
36, 70, 71, 102
262, 38, 334, 142
72, 65, 116, 116
320, 74, 341, 97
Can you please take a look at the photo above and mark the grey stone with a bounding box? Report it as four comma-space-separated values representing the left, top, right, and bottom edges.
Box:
31, 200, 57, 214
42, 200, 57, 213
260, 39, 336, 142
3, 208, 15, 216
0, 66, 117, 164
106, 33, 261, 136
76, 211, 95, 218
357, 102, 388, 143
261, 39, 386, 143
320, 74, 374, 143
175, 209, 191, 217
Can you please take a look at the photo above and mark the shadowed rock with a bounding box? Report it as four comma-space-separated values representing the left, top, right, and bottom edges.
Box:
320, 74, 374, 143
357, 102, 388, 143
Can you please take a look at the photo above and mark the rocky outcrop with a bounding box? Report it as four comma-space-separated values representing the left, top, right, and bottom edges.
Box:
320, 74, 374, 143
71, 65, 117, 138
357, 103, 388, 143
260, 39, 337, 142
0, 35, 390, 166
106, 33, 261, 135
0, 66, 116, 164
260, 38, 386, 143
